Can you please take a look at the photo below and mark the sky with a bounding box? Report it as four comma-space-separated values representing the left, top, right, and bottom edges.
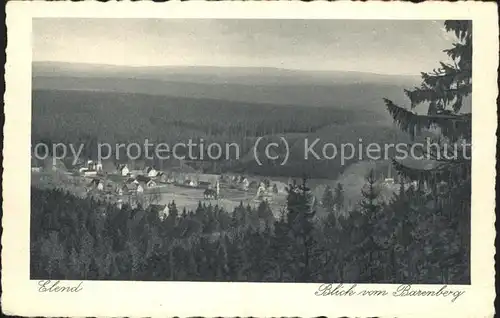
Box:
33, 19, 457, 76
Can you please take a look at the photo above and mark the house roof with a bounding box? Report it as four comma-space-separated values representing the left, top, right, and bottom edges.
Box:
122, 183, 137, 191
125, 177, 137, 183
136, 175, 151, 182
117, 164, 128, 171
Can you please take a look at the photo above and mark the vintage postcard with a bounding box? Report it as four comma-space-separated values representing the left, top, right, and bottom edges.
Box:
2, 1, 497, 317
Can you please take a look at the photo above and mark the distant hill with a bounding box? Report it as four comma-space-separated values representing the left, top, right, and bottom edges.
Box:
32, 62, 421, 118
32, 62, 471, 113
33, 61, 421, 85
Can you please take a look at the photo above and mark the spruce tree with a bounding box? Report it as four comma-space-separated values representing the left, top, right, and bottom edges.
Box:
383, 20, 472, 283
358, 169, 383, 282
272, 183, 279, 194
168, 200, 179, 219
269, 212, 292, 281
321, 185, 335, 212
285, 177, 317, 281
257, 199, 274, 226
333, 183, 345, 212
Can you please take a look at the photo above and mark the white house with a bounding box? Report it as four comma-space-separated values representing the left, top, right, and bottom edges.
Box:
147, 180, 157, 188
116, 186, 124, 196
136, 175, 157, 188
136, 184, 144, 194
90, 179, 104, 191
117, 164, 129, 176
240, 178, 250, 191
139, 180, 156, 189
144, 167, 158, 177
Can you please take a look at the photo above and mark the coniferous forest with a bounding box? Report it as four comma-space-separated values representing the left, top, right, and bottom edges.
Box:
30, 173, 469, 283
30, 20, 471, 284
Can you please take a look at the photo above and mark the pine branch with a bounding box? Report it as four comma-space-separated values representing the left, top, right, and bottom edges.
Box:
384, 99, 471, 140
443, 42, 472, 67
401, 21, 471, 114
444, 20, 472, 42
391, 158, 470, 186
405, 84, 471, 111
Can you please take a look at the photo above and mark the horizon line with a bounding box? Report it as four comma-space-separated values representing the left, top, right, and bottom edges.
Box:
32, 60, 423, 77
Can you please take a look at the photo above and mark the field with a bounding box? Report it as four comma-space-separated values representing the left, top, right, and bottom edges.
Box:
152, 185, 288, 216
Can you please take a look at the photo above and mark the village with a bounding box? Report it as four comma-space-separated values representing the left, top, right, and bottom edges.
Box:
30, 153, 422, 221
30, 144, 429, 224
31, 156, 291, 219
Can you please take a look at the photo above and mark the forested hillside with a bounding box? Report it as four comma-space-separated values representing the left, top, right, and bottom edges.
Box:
32, 89, 389, 143
31, 89, 412, 179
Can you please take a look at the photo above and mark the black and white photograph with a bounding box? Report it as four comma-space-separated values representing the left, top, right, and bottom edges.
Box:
28, 17, 474, 284
2, 2, 497, 317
